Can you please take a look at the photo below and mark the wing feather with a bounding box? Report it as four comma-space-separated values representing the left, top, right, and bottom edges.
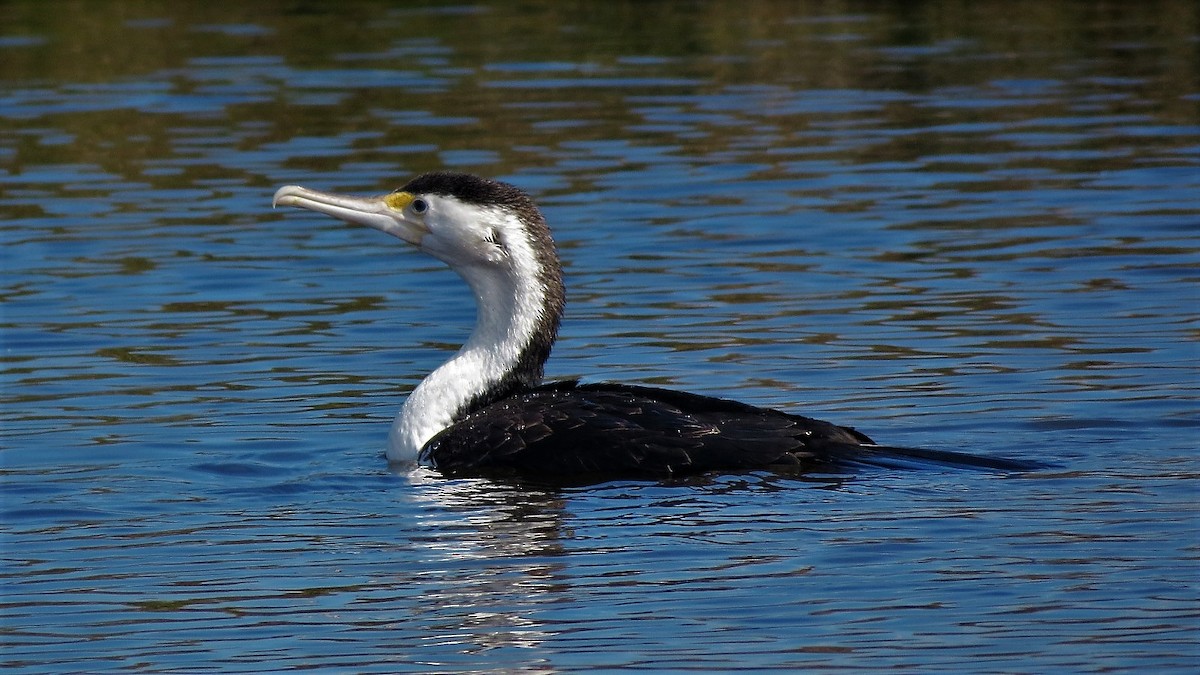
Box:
420, 381, 870, 478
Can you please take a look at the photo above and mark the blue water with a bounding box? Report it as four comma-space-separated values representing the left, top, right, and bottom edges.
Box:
2, 2, 1198, 672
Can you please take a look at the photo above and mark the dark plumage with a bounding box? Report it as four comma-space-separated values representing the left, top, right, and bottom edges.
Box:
421, 381, 861, 478
422, 381, 1035, 480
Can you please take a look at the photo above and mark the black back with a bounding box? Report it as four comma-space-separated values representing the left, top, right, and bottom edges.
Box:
420, 381, 877, 479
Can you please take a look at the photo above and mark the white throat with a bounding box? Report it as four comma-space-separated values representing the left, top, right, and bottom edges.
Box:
386, 223, 553, 463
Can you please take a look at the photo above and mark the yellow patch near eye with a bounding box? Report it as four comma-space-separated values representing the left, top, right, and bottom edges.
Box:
385, 191, 415, 210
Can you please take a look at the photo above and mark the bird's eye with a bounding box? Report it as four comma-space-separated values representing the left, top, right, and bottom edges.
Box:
411, 198, 428, 214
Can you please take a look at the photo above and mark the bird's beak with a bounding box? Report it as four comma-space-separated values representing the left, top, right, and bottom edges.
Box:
272, 185, 429, 246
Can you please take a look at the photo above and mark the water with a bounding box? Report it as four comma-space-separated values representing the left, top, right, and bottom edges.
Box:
2, 1, 1198, 671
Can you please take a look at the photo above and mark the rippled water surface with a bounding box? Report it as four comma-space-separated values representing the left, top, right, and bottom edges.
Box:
2, 1, 1198, 672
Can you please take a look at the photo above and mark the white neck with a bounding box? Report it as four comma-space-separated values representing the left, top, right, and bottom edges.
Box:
386, 253, 556, 463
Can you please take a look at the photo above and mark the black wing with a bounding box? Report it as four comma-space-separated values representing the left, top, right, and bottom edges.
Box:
419, 381, 883, 479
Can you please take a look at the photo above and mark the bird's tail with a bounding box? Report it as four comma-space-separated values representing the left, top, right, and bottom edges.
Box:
820, 443, 1045, 473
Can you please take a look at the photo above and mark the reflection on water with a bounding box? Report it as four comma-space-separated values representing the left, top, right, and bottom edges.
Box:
2, 1, 1198, 671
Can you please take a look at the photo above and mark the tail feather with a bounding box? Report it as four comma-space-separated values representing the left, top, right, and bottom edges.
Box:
820, 443, 1045, 473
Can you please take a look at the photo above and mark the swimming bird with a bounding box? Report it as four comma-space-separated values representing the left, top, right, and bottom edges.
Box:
273, 172, 1031, 480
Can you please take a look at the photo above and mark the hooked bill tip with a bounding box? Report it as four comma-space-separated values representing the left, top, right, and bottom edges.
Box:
272, 185, 305, 209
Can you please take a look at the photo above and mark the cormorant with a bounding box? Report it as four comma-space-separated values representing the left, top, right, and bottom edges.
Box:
273, 172, 1032, 480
